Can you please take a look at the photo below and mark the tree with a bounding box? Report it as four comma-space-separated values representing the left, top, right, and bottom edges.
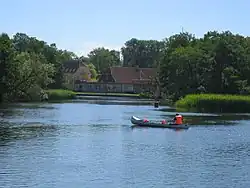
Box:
2, 30, 250, 103
121, 38, 164, 68
0, 33, 14, 102
0, 32, 75, 102
159, 30, 250, 100
88, 47, 121, 73
5, 52, 55, 101
11, 33, 77, 89
87, 63, 97, 80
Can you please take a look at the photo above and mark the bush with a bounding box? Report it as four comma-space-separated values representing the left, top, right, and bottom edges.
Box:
139, 92, 152, 99
45, 89, 77, 100
175, 94, 250, 113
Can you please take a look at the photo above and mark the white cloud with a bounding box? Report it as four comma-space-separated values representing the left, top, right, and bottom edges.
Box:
74, 42, 123, 57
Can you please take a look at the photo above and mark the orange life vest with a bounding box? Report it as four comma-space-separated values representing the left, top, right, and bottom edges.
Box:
175, 115, 183, 124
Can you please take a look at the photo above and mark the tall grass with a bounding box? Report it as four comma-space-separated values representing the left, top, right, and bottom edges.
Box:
138, 92, 152, 99
45, 89, 77, 100
175, 94, 250, 113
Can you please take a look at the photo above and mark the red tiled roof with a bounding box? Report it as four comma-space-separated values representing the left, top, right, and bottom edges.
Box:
110, 67, 157, 84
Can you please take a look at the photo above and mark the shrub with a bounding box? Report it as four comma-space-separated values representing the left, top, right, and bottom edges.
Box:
45, 89, 76, 100
175, 94, 250, 113
139, 92, 152, 99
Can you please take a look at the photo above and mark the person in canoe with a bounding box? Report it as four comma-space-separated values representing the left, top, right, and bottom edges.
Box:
172, 113, 183, 125
161, 114, 183, 125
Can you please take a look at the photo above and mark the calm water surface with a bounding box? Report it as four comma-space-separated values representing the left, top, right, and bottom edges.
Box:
0, 98, 250, 188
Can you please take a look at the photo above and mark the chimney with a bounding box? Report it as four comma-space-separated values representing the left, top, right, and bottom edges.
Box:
139, 70, 142, 80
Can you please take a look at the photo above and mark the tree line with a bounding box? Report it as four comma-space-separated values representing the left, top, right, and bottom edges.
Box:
0, 33, 77, 102
159, 31, 250, 100
114, 31, 250, 101
83, 31, 250, 101
1, 30, 250, 102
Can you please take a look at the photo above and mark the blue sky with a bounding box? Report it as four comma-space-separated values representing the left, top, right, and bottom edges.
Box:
2, 0, 249, 56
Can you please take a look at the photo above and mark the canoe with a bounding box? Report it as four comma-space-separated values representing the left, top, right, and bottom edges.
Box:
130, 116, 189, 129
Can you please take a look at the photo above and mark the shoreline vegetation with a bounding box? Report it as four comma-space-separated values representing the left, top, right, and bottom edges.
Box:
25, 89, 250, 114
45, 89, 171, 106
2, 30, 250, 112
45, 89, 153, 100
175, 94, 250, 113
45, 89, 77, 100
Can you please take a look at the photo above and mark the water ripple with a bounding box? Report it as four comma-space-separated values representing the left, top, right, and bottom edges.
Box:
0, 100, 250, 188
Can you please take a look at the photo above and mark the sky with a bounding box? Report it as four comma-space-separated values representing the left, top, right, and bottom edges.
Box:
1, 0, 249, 56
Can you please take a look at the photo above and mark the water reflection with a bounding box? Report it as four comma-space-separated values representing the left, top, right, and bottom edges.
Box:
130, 125, 188, 133
0, 98, 250, 188
0, 122, 58, 145
0, 97, 250, 145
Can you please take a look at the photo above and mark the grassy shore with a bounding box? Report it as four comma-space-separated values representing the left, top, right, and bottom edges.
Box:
175, 94, 250, 113
45, 89, 151, 100
45, 89, 77, 100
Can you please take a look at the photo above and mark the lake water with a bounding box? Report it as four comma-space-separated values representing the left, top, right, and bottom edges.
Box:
0, 97, 250, 188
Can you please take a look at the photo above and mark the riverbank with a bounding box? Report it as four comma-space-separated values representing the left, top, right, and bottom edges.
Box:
175, 94, 250, 113
76, 92, 140, 98
45, 89, 151, 100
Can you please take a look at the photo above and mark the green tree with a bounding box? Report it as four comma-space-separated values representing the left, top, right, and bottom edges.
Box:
88, 47, 121, 73
87, 63, 97, 80
2, 30, 250, 103
0, 33, 14, 102
5, 52, 55, 101
159, 30, 250, 100
12, 32, 76, 89
0, 32, 76, 102
121, 38, 164, 68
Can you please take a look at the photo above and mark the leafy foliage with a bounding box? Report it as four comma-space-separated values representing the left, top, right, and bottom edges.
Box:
121, 38, 164, 68
0, 33, 13, 102
120, 31, 250, 102
2, 30, 250, 105
87, 63, 97, 80
45, 89, 76, 100
87, 47, 121, 73
159, 31, 250, 101
0, 32, 77, 102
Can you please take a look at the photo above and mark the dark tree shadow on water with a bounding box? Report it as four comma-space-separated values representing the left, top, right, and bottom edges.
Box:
0, 122, 58, 146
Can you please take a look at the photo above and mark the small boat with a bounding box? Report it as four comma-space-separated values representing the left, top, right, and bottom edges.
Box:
130, 116, 189, 129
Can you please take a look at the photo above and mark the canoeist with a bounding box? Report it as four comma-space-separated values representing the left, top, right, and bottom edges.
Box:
161, 119, 167, 124
172, 113, 183, 125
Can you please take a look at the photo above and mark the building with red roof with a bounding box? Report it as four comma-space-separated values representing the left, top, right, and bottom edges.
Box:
75, 66, 157, 93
